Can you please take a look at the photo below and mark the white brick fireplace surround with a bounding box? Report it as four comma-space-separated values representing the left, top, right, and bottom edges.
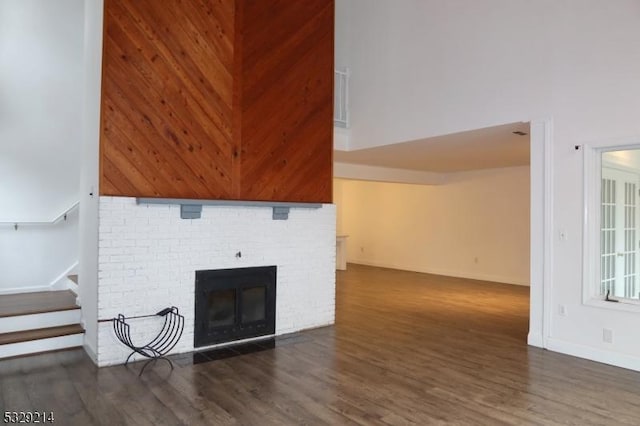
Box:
96, 196, 336, 366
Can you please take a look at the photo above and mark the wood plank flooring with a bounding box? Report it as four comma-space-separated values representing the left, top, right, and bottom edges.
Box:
1, 264, 640, 425
0, 291, 78, 318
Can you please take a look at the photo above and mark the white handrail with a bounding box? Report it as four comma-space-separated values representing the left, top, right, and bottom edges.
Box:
0, 201, 80, 230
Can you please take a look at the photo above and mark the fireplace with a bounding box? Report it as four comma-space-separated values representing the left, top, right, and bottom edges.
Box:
96, 197, 335, 366
194, 266, 277, 347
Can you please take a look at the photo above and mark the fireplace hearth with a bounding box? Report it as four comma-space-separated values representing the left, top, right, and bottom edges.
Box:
194, 266, 277, 347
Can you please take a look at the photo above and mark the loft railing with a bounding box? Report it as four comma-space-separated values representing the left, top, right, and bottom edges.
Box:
334, 67, 350, 128
0, 201, 79, 230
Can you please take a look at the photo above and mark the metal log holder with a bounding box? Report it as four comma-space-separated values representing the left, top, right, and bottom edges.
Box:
112, 306, 185, 376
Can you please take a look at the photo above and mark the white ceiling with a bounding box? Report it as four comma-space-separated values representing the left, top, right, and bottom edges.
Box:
334, 122, 530, 173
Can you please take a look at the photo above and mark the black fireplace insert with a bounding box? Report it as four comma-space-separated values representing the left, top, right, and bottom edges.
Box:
194, 266, 276, 347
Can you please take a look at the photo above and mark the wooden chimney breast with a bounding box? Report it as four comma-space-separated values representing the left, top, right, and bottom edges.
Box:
100, 0, 334, 204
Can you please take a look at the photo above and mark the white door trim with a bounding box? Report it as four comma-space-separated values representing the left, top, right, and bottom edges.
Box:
528, 118, 553, 348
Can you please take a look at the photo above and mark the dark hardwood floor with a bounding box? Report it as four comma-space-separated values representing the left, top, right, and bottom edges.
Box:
1, 264, 640, 425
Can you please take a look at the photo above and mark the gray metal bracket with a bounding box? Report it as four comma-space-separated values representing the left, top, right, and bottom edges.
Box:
272, 206, 290, 220
180, 204, 203, 219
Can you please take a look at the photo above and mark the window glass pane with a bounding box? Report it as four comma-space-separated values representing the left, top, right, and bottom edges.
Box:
208, 289, 236, 327
601, 150, 640, 300
242, 286, 266, 323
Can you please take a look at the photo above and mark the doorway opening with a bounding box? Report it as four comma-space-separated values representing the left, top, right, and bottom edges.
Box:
333, 121, 533, 343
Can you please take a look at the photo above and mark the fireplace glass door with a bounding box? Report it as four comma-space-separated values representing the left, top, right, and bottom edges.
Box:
195, 266, 276, 347
208, 289, 236, 328
241, 287, 266, 323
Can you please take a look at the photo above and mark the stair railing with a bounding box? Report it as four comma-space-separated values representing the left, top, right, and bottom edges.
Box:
0, 201, 79, 230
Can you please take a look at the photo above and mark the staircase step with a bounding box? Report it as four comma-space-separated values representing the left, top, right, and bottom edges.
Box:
0, 290, 78, 318
0, 328, 84, 359
0, 309, 81, 334
0, 324, 84, 346
0, 292, 84, 359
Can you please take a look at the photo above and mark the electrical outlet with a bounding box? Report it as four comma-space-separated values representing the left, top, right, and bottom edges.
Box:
603, 328, 613, 343
360, 246, 365, 253
558, 305, 567, 316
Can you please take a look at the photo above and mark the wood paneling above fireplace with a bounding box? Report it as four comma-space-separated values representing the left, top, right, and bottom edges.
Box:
238, 0, 334, 203
100, 0, 334, 203
101, 0, 236, 199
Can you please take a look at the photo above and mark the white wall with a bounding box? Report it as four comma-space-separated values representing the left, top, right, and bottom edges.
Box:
0, 0, 83, 294
334, 162, 446, 186
339, 0, 549, 151
0, 210, 78, 293
0, 0, 84, 220
79, 0, 104, 361
334, 166, 530, 286
334, 0, 350, 69
337, 0, 640, 370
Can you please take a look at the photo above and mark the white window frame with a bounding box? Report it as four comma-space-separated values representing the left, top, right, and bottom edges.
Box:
583, 141, 640, 312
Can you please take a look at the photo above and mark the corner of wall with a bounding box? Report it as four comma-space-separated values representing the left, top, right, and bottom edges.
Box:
78, 0, 104, 364
528, 118, 553, 350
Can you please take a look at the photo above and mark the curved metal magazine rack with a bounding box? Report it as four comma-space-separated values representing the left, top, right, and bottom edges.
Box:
112, 306, 184, 376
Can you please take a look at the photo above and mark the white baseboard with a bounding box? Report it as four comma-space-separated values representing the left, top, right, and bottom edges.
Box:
50, 261, 79, 290
527, 332, 544, 348
349, 259, 530, 286
67, 277, 79, 306
546, 337, 640, 372
83, 340, 99, 365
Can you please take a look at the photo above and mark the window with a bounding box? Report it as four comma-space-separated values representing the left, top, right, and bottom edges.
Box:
600, 160, 640, 299
585, 145, 640, 306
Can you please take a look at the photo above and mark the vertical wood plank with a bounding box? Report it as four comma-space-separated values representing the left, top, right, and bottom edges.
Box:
238, 0, 334, 203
